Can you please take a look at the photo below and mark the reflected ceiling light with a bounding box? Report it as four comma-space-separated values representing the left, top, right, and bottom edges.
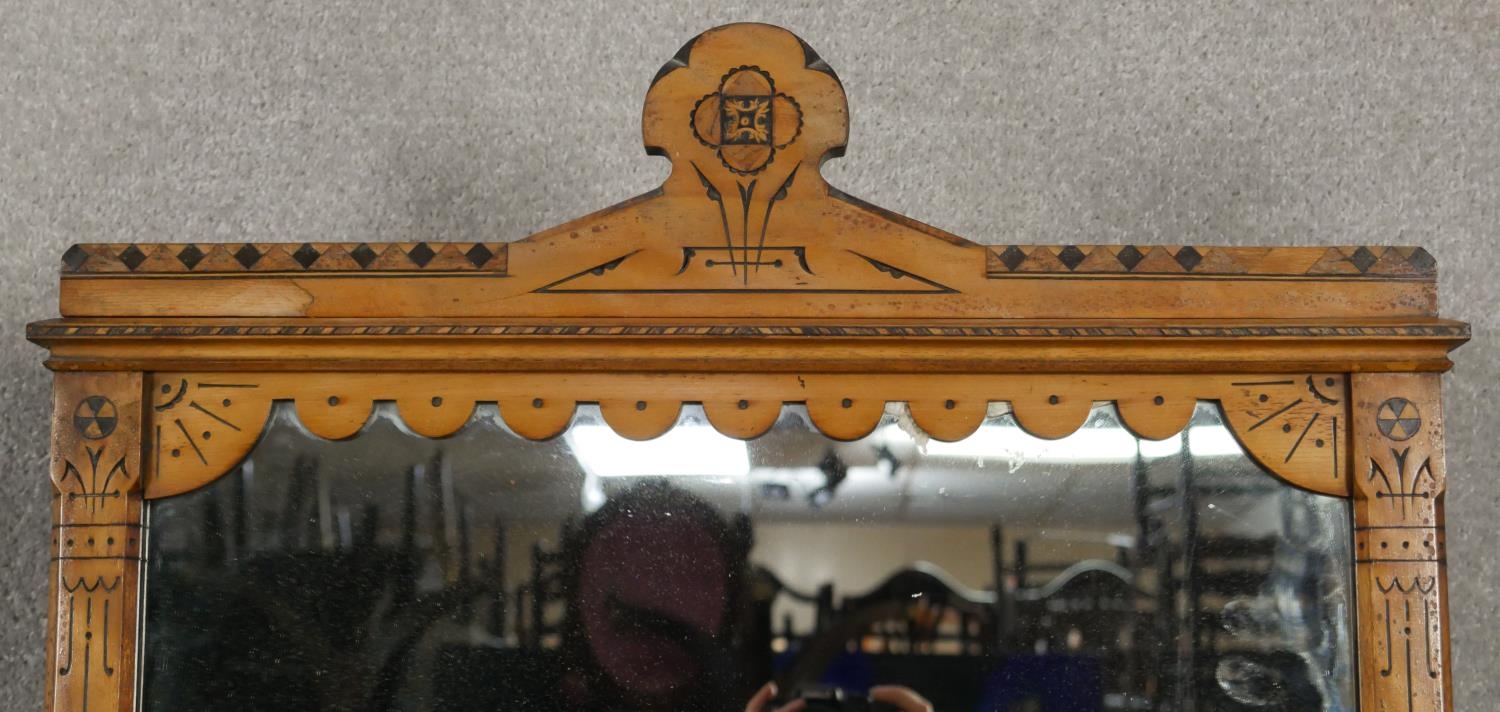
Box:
919, 426, 1139, 461
1136, 435, 1182, 459
566, 423, 751, 477
1181, 425, 1244, 457
904, 424, 1244, 461
1135, 425, 1244, 458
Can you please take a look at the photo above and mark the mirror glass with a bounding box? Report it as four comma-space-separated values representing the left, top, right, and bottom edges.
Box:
142, 401, 1355, 711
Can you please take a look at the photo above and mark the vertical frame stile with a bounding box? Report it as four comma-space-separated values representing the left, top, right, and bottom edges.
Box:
47, 372, 145, 712
1351, 373, 1451, 711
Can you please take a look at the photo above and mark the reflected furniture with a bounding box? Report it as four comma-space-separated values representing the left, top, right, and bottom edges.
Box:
27, 22, 1468, 712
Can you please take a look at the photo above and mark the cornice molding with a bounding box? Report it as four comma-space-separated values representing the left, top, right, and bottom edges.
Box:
27, 319, 1471, 340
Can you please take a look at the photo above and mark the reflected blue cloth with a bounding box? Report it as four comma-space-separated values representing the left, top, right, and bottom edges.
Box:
772, 647, 877, 695
976, 655, 1101, 712
818, 650, 876, 693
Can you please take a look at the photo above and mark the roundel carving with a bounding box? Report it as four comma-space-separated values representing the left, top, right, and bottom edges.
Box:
1375, 397, 1422, 441
690, 66, 804, 175
73, 395, 118, 440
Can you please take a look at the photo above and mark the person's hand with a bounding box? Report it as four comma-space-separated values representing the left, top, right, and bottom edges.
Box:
745, 682, 806, 712
870, 685, 933, 712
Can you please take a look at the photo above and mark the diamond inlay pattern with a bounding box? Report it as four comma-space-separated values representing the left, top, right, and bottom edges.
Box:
986, 245, 1440, 278
60, 243, 509, 275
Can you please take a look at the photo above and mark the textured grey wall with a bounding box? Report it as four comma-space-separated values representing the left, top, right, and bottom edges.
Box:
1, 1, 1494, 707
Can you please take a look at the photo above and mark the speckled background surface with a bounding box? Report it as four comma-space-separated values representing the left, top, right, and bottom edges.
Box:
1, 1, 1495, 707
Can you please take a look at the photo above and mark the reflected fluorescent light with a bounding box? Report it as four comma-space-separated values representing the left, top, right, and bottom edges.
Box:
1181, 425, 1244, 457
1137, 436, 1181, 459
566, 423, 750, 477
921, 426, 1138, 461
910, 424, 1244, 462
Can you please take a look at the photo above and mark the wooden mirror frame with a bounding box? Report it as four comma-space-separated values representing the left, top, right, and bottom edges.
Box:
27, 23, 1468, 712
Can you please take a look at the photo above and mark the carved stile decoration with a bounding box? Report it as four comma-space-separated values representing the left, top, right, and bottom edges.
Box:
26, 22, 1468, 712
47, 373, 144, 712
1352, 373, 1451, 711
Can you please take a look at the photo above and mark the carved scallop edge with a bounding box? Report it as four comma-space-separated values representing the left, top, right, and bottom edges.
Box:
143, 373, 1353, 500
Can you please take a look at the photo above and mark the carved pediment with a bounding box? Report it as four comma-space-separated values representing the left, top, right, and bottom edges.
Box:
507, 23, 975, 299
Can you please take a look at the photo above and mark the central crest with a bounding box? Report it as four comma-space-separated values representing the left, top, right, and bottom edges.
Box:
521, 23, 965, 298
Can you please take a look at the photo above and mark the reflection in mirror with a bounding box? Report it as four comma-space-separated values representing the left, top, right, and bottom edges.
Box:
143, 401, 1354, 711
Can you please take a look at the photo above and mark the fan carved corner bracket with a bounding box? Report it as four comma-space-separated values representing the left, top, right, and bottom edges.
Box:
141, 371, 1353, 502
